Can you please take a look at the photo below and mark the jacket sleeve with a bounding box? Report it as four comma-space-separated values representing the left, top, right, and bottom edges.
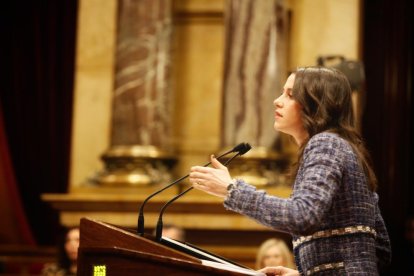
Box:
224, 134, 344, 235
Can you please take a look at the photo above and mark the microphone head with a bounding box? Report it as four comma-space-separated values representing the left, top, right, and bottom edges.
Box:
231, 143, 246, 153
238, 143, 252, 155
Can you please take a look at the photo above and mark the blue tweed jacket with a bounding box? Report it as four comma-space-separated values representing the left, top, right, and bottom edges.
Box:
224, 132, 391, 275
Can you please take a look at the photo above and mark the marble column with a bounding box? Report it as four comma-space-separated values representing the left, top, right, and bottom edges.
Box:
96, 0, 176, 186
221, 0, 290, 186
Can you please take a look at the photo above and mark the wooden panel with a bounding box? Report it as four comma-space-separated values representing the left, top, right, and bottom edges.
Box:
78, 218, 256, 275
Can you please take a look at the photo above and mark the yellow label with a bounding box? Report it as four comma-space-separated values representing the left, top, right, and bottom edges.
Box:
93, 265, 106, 276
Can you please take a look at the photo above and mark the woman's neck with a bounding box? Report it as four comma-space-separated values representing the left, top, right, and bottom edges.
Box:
293, 130, 309, 146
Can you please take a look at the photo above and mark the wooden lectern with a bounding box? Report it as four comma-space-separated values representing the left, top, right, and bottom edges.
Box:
78, 218, 262, 276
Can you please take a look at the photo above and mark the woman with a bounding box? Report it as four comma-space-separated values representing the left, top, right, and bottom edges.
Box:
42, 227, 79, 276
190, 67, 391, 275
256, 238, 296, 270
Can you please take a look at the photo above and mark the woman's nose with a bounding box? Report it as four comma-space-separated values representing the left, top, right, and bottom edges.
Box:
273, 95, 282, 107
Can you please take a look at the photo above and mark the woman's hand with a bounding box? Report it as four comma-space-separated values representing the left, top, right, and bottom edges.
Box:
189, 155, 233, 198
258, 266, 300, 276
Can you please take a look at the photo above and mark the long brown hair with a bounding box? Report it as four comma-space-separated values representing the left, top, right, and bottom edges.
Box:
290, 67, 377, 191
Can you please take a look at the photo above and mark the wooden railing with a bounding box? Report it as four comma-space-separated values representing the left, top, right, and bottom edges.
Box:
0, 245, 56, 276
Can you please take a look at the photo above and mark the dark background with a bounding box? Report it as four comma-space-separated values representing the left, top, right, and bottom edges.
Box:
0, 0, 412, 274
0, 1, 77, 243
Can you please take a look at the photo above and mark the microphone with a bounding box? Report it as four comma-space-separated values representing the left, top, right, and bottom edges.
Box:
154, 143, 252, 241
137, 143, 251, 235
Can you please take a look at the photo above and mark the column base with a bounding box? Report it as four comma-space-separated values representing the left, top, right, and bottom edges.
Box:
91, 145, 176, 186
224, 146, 292, 187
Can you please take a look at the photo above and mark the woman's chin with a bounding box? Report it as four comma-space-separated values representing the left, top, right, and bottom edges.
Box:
273, 123, 283, 132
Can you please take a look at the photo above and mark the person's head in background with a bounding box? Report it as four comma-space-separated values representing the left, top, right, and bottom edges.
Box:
255, 238, 295, 270
162, 224, 186, 241
59, 227, 80, 274
153, 224, 186, 241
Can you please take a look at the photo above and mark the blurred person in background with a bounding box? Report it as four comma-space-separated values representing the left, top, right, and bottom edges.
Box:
42, 227, 79, 276
256, 238, 295, 270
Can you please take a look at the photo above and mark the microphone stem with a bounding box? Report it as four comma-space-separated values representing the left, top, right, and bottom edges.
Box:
155, 152, 242, 241
137, 148, 237, 235
155, 186, 193, 241
223, 152, 240, 166
137, 174, 189, 235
